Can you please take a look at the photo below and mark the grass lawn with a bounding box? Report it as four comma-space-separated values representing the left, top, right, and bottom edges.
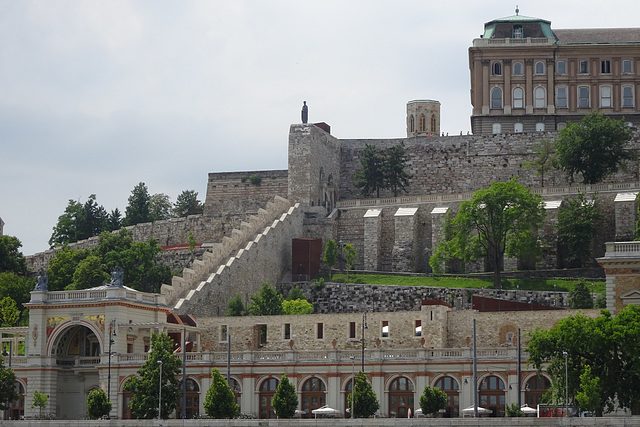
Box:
330, 273, 606, 294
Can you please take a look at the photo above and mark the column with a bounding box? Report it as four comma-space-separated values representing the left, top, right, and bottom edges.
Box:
392, 207, 418, 272
546, 58, 556, 114
363, 209, 382, 271
503, 59, 512, 114
482, 60, 490, 115
525, 59, 534, 114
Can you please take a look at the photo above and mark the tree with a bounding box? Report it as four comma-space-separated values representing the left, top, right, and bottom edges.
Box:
49, 195, 110, 246
0, 297, 20, 327
149, 193, 173, 222
384, 144, 413, 196
173, 190, 204, 217
343, 243, 357, 272
419, 385, 447, 417
430, 179, 545, 288
106, 208, 122, 232
0, 235, 27, 275
322, 239, 338, 278
78, 194, 108, 240
523, 137, 555, 187
271, 374, 297, 419
247, 282, 284, 316
505, 402, 524, 417
554, 112, 636, 184
49, 199, 82, 247
575, 365, 602, 415
31, 390, 48, 418
528, 305, 640, 416
226, 294, 246, 316
558, 194, 602, 268
354, 144, 386, 198
87, 388, 112, 419
124, 182, 151, 226
69, 255, 109, 290
348, 371, 379, 418
568, 280, 594, 309
282, 299, 313, 315
46, 246, 89, 291
204, 368, 239, 418
0, 356, 19, 411
123, 333, 182, 419
286, 286, 305, 301
0, 273, 34, 324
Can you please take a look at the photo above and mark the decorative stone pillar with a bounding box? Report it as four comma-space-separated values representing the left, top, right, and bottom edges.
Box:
614, 192, 638, 241
363, 209, 382, 271
392, 207, 418, 272
430, 207, 449, 273
539, 201, 562, 270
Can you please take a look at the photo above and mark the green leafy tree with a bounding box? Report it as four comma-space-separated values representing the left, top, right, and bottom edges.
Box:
568, 280, 594, 309
49, 195, 110, 246
505, 402, 524, 417
249, 173, 262, 186
149, 193, 173, 222
106, 208, 123, 231
188, 232, 197, 251
595, 294, 607, 309
575, 365, 602, 415
226, 294, 246, 316
528, 305, 640, 416
0, 273, 34, 324
0, 356, 19, 411
343, 243, 357, 272
419, 385, 447, 416
123, 333, 182, 419
0, 235, 27, 274
49, 199, 83, 247
286, 286, 305, 301
0, 297, 20, 327
32, 390, 48, 418
282, 299, 313, 315
558, 194, 602, 268
384, 144, 413, 196
87, 388, 112, 419
430, 179, 545, 288
523, 137, 555, 187
354, 144, 386, 198
68, 255, 109, 290
78, 194, 109, 240
204, 368, 239, 418
323, 239, 338, 278
124, 182, 151, 226
173, 190, 204, 217
247, 282, 284, 316
554, 112, 636, 184
271, 374, 297, 419
47, 247, 89, 291
348, 371, 379, 418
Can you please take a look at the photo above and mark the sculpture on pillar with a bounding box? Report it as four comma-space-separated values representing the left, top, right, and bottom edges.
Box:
109, 264, 124, 287
301, 101, 308, 124
34, 268, 48, 292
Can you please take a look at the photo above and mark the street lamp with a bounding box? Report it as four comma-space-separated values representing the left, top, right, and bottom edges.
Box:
563, 351, 568, 417
158, 360, 163, 419
106, 320, 116, 419
361, 312, 368, 372
349, 355, 355, 419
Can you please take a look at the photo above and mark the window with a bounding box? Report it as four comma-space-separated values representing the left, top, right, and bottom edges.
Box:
284, 323, 291, 340
317, 322, 324, 339
492, 62, 502, 76
381, 320, 389, 338
556, 60, 566, 75
435, 376, 460, 418
144, 338, 150, 353
513, 87, 524, 109
513, 25, 523, 38
600, 85, 612, 108
409, 115, 414, 133
512, 61, 523, 76
514, 123, 523, 133
623, 86, 634, 108
430, 114, 436, 132
220, 325, 228, 342
492, 123, 502, 134
177, 379, 200, 419
349, 321, 356, 339
579, 60, 589, 74
601, 60, 611, 74
534, 61, 545, 75
536, 123, 545, 132
479, 375, 506, 417
127, 342, 133, 353
556, 86, 568, 108
259, 378, 279, 419
301, 378, 327, 419
419, 114, 426, 132
623, 59, 633, 74
578, 86, 590, 108
490, 87, 502, 109
258, 324, 267, 345
534, 87, 546, 109
388, 377, 414, 418
414, 320, 422, 337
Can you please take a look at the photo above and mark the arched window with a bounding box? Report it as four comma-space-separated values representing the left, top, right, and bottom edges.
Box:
301, 377, 326, 418
534, 87, 546, 109
389, 376, 414, 418
513, 61, 523, 76
491, 87, 503, 109
409, 115, 415, 133
4, 381, 25, 420
535, 61, 545, 75
259, 378, 279, 419
229, 378, 242, 412
430, 114, 437, 133
419, 114, 426, 132
345, 378, 354, 418
492, 62, 502, 76
514, 123, 523, 133
176, 379, 200, 419
479, 375, 506, 417
434, 376, 459, 418
513, 87, 524, 109
492, 123, 502, 135
525, 375, 550, 407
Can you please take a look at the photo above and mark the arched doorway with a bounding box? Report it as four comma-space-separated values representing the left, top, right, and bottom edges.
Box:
121, 377, 135, 419
229, 377, 242, 412
388, 376, 414, 418
434, 376, 459, 418
301, 377, 326, 418
525, 375, 550, 407
176, 378, 200, 419
259, 378, 279, 419
344, 378, 354, 418
479, 375, 505, 417
3, 381, 25, 420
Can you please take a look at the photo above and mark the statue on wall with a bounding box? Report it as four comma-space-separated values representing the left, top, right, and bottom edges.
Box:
34, 268, 48, 292
301, 101, 308, 124
109, 264, 124, 287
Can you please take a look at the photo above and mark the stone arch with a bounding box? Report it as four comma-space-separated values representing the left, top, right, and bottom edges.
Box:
300, 376, 327, 418
387, 375, 415, 418
46, 319, 104, 357
384, 373, 415, 391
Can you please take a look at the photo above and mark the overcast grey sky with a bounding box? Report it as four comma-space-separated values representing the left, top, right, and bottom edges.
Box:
2, 1, 639, 256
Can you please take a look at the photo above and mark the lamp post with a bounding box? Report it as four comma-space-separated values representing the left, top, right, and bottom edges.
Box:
107, 319, 116, 418
350, 355, 355, 419
361, 312, 368, 372
563, 351, 568, 417
158, 360, 163, 419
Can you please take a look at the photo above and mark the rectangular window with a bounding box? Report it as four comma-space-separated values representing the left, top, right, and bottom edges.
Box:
127, 342, 133, 353
144, 338, 150, 353
556, 87, 568, 108
623, 60, 633, 74
600, 86, 612, 108
415, 320, 422, 337
284, 323, 291, 340
556, 60, 566, 75
623, 86, 634, 108
317, 323, 324, 339
258, 324, 267, 345
578, 86, 590, 108
601, 60, 611, 74
220, 325, 228, 342
579, 60, 589, 74
349, 322, 356, 339
381, 321, 389, 338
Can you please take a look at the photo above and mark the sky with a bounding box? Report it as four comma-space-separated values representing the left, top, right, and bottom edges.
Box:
2, 1, 640, 256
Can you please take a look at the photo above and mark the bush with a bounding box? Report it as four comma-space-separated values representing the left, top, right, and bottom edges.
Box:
87, 389, 112, 419
249, 173, 262, 186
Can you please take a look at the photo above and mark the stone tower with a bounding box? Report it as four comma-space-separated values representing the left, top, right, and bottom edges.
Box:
406, 100, 440, 137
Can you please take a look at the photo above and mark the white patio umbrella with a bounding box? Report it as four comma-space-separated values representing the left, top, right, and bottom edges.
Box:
520, 404, 538, 416
461, 405, 493, 417
312, 405, 340, 418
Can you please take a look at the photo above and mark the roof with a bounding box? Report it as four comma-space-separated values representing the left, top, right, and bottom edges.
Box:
554, 28, 640, 44
482, 9, 553, 39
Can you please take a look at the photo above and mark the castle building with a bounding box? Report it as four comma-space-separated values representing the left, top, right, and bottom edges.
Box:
469, 8, 640, 135
406, 100, 440, 137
